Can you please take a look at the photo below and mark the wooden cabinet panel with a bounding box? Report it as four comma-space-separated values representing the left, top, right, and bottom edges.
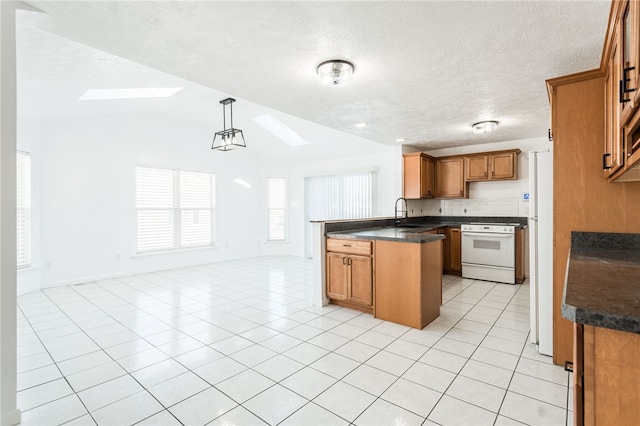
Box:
403, 153, 435, 199
491, 151, 518, 180
326, 252, 347, 300
436, 157, 467, 198
465, 155, 489, 181
448, 228, 462, 273
466, 150, 518, 181
573, 324, 640, 426
605, 22, 624, 178
326, 238, 372, 256
375, 240, 441, 329
349, 255, 373, 306
326, 238, 374, 311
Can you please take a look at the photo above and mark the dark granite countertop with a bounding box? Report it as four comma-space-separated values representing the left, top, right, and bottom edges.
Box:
561, 232, 640, 334
327, 225, 446, 243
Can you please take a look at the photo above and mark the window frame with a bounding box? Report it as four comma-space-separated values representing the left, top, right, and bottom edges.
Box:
266, 177, 288, 242
17, 151, 32, 269
135, 165, 216, 254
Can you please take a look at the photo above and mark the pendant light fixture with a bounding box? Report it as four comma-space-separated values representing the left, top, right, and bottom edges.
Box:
211, 97, 246, 151
317, 60, 354, 87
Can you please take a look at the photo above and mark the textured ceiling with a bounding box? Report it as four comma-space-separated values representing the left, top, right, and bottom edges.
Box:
20, 1, 610, 151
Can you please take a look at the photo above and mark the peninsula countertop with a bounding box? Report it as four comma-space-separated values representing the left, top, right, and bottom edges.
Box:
326, 225, 446, 243
561, 232, 640, 334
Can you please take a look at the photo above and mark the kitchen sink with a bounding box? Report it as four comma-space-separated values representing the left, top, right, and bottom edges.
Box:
394, 224, 422, 228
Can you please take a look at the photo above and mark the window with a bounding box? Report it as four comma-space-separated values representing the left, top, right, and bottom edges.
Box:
304, 170, 375, 256
267, 177, 287, 241
136, 166, 215, 253
17, 152, 32, 268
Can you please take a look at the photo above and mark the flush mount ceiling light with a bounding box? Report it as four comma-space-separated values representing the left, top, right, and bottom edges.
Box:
355, 123, 367, 128
472, 121, 499, 134
212, 98, 246, 151
317, 60, 354, 87
396, 138, 406, 143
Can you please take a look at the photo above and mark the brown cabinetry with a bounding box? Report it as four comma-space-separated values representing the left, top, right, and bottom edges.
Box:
465, 150, 520, 181
572, 323, 640, 425
403, 153, 435, 199
435, 157, 467, 198
602, 0, 640, 181
326, 238, 373, 312
443, 227, 461, 275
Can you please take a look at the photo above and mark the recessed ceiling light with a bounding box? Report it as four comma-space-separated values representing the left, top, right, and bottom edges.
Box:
252, 114, 309, 147
396, 138, 406, 143
234, 178, 252, 188
78, 87, 183, 101
355, 123, 367, 128
472, 121, 498, 134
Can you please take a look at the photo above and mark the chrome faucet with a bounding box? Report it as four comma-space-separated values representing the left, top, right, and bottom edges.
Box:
394, 197, 408, 225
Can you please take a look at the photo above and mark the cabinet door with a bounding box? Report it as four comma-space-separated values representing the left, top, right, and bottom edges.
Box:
435, 158, 467, 198
326, 253, 348, 300
348, 255, 373, 306
621, 0, 636, 120
465, 155, 489, 181
403, 154, 422, 199
490, 152, 517, 180
605, 23, 624, 177
421, 155, 435, 198
448, 228, 462, 273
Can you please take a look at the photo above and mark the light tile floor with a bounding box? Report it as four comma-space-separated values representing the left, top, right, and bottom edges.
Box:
16, 256, 572, 426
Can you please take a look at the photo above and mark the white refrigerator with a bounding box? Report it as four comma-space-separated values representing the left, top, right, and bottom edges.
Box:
528, 150, 553, 356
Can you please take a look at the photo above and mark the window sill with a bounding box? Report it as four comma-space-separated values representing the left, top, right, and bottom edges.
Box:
132, 245, 218, 258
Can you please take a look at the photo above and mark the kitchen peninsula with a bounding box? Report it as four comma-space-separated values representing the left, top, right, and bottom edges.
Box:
311, 215, 527, 329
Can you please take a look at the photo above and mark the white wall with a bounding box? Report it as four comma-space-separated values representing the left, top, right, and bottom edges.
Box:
261, 144, 402, 258
407, 137, 552, 217
25, 113, 265, 290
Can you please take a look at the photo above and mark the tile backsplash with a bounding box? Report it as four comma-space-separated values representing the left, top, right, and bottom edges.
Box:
407, 196, 526, 217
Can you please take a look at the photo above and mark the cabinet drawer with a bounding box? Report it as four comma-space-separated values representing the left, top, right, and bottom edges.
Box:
326, 238, 372, 256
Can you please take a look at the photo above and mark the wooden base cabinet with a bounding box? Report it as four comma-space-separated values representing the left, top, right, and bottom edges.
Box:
374, 240, 442, 329
443, 227, 462, 275
573, 323, 640, 425
326, 238, 373, 312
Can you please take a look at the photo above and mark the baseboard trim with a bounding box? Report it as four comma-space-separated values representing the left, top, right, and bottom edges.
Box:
1, 408, 21, 426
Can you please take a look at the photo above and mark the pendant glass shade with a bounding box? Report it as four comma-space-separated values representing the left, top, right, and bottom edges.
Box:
212, 98, 246, 151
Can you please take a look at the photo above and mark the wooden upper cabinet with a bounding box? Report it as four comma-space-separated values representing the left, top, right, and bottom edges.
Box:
491, 150, 519, 180
465, 155, 489, 181
435, 157, 467, 198
403, 153, 435, 199
620, 0, 637, 120
605, 22, 625, 178
465, 150, 519, 181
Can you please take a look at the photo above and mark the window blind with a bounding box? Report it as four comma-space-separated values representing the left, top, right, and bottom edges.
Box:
136, 166, 215, 253
267, 177, 287, 241
17, 152, 31, 268
304, 170, 375, 256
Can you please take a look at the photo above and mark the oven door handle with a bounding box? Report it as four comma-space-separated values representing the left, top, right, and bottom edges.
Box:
462, 232, 514, 238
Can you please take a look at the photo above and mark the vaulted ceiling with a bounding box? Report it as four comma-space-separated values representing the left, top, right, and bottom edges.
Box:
19, 1, 610, 154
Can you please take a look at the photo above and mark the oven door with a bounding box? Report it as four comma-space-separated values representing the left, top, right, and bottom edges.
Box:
461, 231, 515, 268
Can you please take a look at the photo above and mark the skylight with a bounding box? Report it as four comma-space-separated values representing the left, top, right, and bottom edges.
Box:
252, 114, 309, 147
78, 87, 183, 101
